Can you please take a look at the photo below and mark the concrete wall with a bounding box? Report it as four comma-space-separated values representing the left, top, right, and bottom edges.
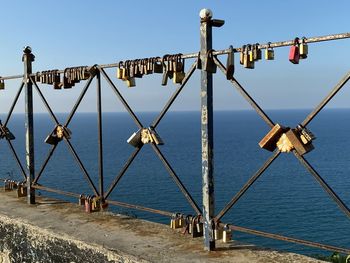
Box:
0, 215, 141, 263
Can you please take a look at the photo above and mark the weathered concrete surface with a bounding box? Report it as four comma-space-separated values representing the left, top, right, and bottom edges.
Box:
0, 190, 325, 263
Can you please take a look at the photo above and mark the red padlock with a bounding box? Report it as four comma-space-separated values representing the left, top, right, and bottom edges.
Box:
289, 37, 300, 64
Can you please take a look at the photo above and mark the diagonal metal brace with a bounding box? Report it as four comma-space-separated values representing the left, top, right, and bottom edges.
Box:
213, 56, 275, 128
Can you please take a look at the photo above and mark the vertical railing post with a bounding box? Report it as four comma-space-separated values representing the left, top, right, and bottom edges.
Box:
200, 9, 215, 251
96, 69, 105, 208
23, 46, 35, 204
199, 9, 224, 251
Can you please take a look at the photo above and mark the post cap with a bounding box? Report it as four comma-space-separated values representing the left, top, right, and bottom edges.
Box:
199, 8, 213, 21
23, 46, 32, 54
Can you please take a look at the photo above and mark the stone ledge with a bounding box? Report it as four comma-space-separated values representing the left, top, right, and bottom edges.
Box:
0, 191, 324, 263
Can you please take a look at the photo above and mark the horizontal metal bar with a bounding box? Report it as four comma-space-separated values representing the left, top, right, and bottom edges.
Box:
0, 75, 24, 81
107, 199, 173, 217
225, 224, 350, 255
31, 185, 174, 217
0, 32, 346, 80
32, 184, 80, 198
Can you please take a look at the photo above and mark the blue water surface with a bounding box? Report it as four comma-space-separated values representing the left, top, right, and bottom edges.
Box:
0, 109, 349, 256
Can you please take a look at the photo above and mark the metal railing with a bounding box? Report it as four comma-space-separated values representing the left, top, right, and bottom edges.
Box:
0, 9, 349, 255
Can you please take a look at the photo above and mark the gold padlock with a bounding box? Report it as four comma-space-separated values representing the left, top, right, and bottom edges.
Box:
223, 224, 232, 243
254, 43, 262, 60
116, 62, 124, 79
125, 77, 136, 88
299, 37, 308, 59
173, 71, 185, 84
265, 42, 275, 60
214, 223, 223, 240
0, 79, 5, 90
244, 45, 254, 69
248, 44, 254, 62
239, 45, 246, 65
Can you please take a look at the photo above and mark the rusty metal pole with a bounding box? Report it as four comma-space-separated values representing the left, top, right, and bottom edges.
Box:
200, 9, 225, 251
200, 9, 216, 251
23, 46, 35, 204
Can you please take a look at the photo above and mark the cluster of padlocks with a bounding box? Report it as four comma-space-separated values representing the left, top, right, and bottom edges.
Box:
45, 125, 72, 145
259, 123, 315, 155
3, 180, 27, 197
170, 214, 232, 243
33, 66, 93, 89
240, 37, 308, 69
116, 54, 185, 87
78, 194, 101, 213
127, 127, 164, 147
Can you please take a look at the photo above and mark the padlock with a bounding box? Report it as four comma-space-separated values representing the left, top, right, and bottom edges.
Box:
145, 58, 152, 74
17, 183, 27, 198
53, 71, 61, 90
243, 45, 254, 69
4, 180, 9, 191
239, 45, 246, 65
63, 68, 72, 89
122, 61, 130, 80
259, 123, 286, 151
116, 62, 124, 79
85, 196, 92, 213
153, 57, 163, 73
204, 49, 217, 73
161, 55, 170, 86
254, 43, 262, 60
125, 77, 136, 88
196, 52, 202, 69
148, 127, 164, 145
297, 124, 315, 143
173, 54, 185, 84
226, 45, 234, 80
47, 71, 54, 85
132, 59, 141, 78
289, 37, 300, 64
249, 44, 254, 62
265, 42, 274, 60
191, 216, 203, 238
127, 129, 142, 148
285, 128, 314, 155
223, 224, 232, 243
178, 214, 185, 227
35, 72, 41, 83
299, 37, 308, 59
214, 223, 223, 240
0, 79, 5, 90
129, 61, 135, 78
79, 194, 85, 206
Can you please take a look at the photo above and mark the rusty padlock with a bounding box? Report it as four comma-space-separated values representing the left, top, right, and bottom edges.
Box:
226, 45, 234, 80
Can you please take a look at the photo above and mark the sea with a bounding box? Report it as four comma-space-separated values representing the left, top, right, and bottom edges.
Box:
0, 109, 349, 257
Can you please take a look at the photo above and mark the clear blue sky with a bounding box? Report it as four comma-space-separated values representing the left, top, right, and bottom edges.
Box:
1, 1, 349, 114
